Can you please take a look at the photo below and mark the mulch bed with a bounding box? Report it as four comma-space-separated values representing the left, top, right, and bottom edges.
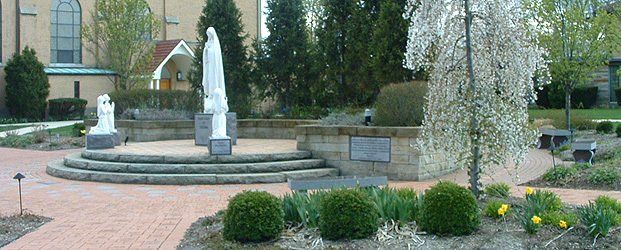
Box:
0, 214, 51, 247
178, 207, 621, 250
25, 137, 85, 151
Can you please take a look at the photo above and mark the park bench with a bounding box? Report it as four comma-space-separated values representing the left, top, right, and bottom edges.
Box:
537, 128, 572, 150
572, 140, 597, 165
288, 176, 388, 192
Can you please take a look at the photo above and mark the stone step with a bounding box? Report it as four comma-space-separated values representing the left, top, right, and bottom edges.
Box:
81, 150, 312, 164
46, 160, 339, 185
64, 153, 326, 174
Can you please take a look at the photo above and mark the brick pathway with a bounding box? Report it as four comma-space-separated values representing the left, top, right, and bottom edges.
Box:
0, 145, 620, 249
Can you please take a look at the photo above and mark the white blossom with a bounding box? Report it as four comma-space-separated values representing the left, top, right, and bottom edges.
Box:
404, 0, 547, 174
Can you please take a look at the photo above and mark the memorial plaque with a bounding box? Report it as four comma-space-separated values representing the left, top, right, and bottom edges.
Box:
349, 136, 391, 162
195, 113, 237, 145
209, 139, 232, 155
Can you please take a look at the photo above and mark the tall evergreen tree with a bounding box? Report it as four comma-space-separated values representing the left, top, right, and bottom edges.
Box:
189, 0, 252, 117
370, 0, 412, 89
4, 47, 49, 119
256, 0, 314, 111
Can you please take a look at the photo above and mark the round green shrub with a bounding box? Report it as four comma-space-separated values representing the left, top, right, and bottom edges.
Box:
319, 189, 378, 240
223, 191, 284, 243
596, 121, 614, 134
616, 125, 621, 138
373, 81, 427, 126
420, 182, 480, 235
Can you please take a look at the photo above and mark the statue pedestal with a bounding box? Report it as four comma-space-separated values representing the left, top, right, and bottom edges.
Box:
208, 138, 232, 155
112, 132, 121, 146
86, 134, 115, 150
195, 113, 237, 146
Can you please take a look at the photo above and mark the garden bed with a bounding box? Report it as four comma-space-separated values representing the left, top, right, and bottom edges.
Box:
178, 202, 620, 249
526, 130, 621, 191
0, 124, 85, 151
0, 214, 51, 247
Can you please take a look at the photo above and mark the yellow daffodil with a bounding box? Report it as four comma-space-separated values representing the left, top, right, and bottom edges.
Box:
497, 207, 506, 216
80, 130, 86, 135
525, 187, 534, 195
559, 220, 568, 229
501, 204, 509, 212
531, 215, 541, 225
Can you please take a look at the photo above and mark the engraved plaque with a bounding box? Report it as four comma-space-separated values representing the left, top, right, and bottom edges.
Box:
195, 113, 237, 145
209, 139, 232, 155
349, 136, 391, 162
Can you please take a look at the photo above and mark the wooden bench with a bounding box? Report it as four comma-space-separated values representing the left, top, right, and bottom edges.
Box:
288, 176, 388, 192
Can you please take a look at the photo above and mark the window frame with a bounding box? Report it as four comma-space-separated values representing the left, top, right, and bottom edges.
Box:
51, 0, 82, 64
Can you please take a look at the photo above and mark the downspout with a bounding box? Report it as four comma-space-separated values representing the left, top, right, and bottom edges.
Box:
15, 0, 20, 53
163, 0, 166, 40
257, 0, 261, 39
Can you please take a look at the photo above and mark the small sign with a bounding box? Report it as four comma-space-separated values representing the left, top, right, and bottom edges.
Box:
209, 139, 232, 155
349, 136, 391, 162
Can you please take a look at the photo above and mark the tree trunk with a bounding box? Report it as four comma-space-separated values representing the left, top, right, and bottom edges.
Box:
464, 0, 481, 197
564, 84, 571, 130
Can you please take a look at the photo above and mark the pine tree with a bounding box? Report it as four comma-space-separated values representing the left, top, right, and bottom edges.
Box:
4, 47, 49, 119
189, 0, 252, 117
370, 0, 412, 89
256, 0, 314, 112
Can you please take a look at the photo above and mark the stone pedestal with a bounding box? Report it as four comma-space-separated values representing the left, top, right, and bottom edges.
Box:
86, 134, 115, 150
195, 113, 237, 146
208, 138, 232, 155
112, 132, 121, 146
537, 128, 571, 149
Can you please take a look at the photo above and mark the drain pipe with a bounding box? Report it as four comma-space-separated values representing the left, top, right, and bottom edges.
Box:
16, 0, 21, 53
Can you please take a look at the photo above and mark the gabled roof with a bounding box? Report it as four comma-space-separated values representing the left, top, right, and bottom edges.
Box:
150, 39, 195, 72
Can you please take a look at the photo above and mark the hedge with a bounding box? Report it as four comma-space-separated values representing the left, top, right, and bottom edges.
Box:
535, 85, 598, 109
108, 89, 201, 115
48, 98, 87, 120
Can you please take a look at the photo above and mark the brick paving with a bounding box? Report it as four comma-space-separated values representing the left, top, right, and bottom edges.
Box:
0, 142, 620, 249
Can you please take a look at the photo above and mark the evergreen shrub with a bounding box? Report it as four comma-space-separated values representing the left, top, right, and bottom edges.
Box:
420, 182, 480, 235
222, 191, 284, 243
319, 189, 378, 240
48, 98, 87, 120
4, 47, 49, 119
374, 81, 427, 127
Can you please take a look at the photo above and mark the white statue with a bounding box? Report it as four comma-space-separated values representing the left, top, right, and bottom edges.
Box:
89, 95, 112, 135
202, 27, 227, 114
102, 94, 117, 133
210, 88, 229, 139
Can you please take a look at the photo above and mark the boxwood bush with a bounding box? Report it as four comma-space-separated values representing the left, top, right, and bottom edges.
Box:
373, 81, 427, 126
48, 98, 87, 120
596, 121, 614, 134
319, 189, 378, 240
420, 182, 480, 235
109, 89, 201, 116
222, 191, 284, 243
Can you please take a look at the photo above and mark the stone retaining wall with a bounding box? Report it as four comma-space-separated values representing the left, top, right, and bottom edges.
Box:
238, 119, 319, 139
85, 119, 319, 142
295, 125, 455, 181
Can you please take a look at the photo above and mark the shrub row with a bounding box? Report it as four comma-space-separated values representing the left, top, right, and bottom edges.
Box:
48, 98, 87, 121
108, 89, 201, 116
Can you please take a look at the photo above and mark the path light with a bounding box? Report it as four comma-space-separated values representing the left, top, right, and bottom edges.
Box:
13, 173, 25, 216
364, 109, 372, 126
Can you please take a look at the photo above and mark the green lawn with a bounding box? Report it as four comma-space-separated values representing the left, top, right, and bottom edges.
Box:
0, 125, 30, 133
528, 109, 621, 120
45, 125, 76, 137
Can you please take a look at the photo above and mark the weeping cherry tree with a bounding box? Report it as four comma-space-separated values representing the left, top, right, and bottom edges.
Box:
404, 0, 547, 196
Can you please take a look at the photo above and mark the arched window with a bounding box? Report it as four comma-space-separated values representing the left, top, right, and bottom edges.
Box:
51, 0, 81, 64
141, 7, 153, 41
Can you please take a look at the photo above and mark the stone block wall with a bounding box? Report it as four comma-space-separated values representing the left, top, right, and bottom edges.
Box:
238, 119, 319, 139
85, 119, 320, 142
295, 125, 455, 181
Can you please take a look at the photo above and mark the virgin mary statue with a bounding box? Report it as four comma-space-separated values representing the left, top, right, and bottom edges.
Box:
202, 27, 227, 114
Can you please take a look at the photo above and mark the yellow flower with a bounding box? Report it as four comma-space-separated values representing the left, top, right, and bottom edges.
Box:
525, 187, 534, 195
501, 204, 509, 212
80, 130, 86, 135
497, 207, 505, 216
531, 215, 541, 224
559, 220, 568, 229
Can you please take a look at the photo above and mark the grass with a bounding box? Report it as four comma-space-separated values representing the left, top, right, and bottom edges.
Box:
529, 109, 621, 120
0, 125, 30, 132
44, 125, 75, 137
